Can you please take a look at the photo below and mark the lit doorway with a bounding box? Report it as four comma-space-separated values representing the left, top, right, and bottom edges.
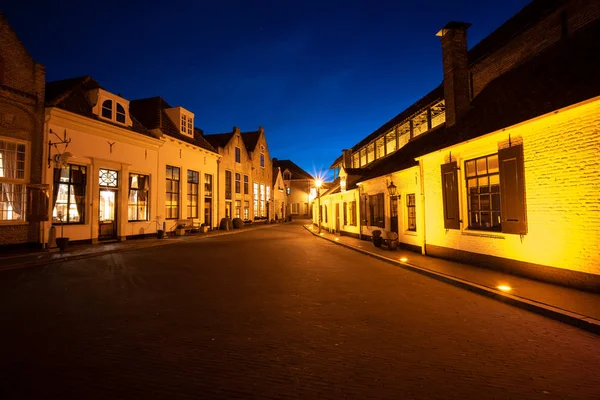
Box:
99, 169, 118, 240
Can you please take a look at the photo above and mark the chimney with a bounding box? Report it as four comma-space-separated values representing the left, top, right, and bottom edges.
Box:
258, 126, 264, 135
342, 149, 352, 169
437, 21, 471, 127
233, 126, 241, 134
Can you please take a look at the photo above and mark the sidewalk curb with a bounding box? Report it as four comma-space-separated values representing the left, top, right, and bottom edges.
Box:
305, 226, 600, 336
0, 223, 278, 272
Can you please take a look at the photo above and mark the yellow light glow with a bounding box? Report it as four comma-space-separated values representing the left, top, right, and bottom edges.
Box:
335, 237, 339, 241
315, 179, 323, 188
497, 285, 512, 292
319, 233, 324, 236
400, 257, 408, 262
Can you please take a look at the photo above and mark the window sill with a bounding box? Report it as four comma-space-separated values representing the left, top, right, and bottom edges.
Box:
0, 220, 28, 226
404, 230, 418, 236
461, 230, 505, 239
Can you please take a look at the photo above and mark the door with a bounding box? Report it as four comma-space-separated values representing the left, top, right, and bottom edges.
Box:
390, 197, 398, 234
335, 203, 340, 233
204, 198, 212, 228
98, 169, 118, 240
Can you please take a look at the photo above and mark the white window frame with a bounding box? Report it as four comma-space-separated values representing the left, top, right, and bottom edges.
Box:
0, 137, 29, 223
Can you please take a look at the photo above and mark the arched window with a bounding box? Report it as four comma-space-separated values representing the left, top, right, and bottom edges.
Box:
101, 100, 113, 119
116, 103, 126, 123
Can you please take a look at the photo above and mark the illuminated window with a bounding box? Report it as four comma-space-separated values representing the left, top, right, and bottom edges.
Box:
260, 184, 265, 216
0, 139, 27, 221
52, 164, 86, 224
204, 174, 212, 197
253, 182, 259, 217
165, 165, 180, 219
187, 170, 199, 218
406, 194, 416, 231
235, 200, 241, 218
244, 201, 249, 220
128, 173, 149, 221
465, 154, 500, 231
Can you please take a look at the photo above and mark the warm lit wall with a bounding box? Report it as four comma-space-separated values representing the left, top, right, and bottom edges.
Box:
214, 131, 253, 221
389, 167, 422, 248
286, 179, 311, 216
420, 97, 600, 276
159, 137, 220, 231
44, 108, 162, 243
272, 168, 287, 219
248, 130, 273, 219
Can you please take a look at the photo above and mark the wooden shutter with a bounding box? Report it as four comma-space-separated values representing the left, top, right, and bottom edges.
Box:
499, 144, 527, 234
440, 161, 460, 229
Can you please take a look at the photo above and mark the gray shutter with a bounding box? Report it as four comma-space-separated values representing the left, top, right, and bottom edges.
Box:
499, 144, 527, 234
440, 161, 460, 229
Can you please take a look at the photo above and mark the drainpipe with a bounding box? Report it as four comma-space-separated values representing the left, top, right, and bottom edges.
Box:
357, 185, 362, 240
419, 161, 426, 255
216, 158, 220, 228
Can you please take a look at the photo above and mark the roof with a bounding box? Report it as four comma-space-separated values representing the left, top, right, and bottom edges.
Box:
45, 76, 153, 137
129, 97, 217, 153
357, 18, 600, 183
330, 0, 573, 170
203, 132, 234, 149
272, 159, 314, 180
468, 0, 568, 65
241, 130, 262, 152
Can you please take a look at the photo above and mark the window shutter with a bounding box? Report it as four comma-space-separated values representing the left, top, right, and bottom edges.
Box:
440, 161, 460, 229
499, 144, 527, 234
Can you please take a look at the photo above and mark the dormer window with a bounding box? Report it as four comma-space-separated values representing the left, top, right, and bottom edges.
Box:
180, 114, 194, 136
284, 171, 291, 180
102, 100, 113, 119
116, 103, 126, 123
88, 89, 132, 127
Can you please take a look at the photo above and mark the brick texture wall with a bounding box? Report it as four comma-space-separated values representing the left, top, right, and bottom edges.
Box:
0, 14, 46, 246
470, 0, 600, 99
421, 97, 600, 278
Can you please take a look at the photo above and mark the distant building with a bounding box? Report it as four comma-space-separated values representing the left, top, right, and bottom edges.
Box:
0, 13, 46, 247
204, 127, 273, 222
320, 0, 600, 291
272, 159, 314, 218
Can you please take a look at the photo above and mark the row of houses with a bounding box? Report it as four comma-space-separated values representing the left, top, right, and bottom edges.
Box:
314, 0, 600, 292
0, 13, 314, 247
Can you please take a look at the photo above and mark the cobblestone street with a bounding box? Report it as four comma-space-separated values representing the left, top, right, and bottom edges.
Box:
1, 222, 599, 399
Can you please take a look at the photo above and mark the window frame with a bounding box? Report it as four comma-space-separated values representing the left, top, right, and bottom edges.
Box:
165, 165, 180, 220
128, 173, 149, 222
187, 170, 199, 219
260, 153, 265, 168
52, 164, 87, 225
243, 175, 249, 194
235, 147, 241, 163
235, 173, 241, 194
225, 170, 232, 200
406, 193, 416, 232
368, 193, 385, 228
464, 153, 501, 232
0, 138, 28, 222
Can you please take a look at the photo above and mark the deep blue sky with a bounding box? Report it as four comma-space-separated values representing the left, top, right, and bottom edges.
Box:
5, 0, 530, 179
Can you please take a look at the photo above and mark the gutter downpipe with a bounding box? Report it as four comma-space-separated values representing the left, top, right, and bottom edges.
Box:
357, 184, 362, 240
419, 160, 426, 255
216, 158, 220, 228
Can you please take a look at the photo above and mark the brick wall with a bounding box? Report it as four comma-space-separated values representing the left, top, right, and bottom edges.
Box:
470, 0, 600, 99
421, 96, 600, 278
0, 14, 46, 246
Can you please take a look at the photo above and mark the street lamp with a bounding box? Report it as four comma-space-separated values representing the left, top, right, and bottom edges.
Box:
387, 180, 398, 198
315, 179, 323, 233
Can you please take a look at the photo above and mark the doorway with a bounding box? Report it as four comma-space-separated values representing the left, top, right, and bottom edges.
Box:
99, 168, 118, 240
335, 203, 340, 233
204, 198, 212, 228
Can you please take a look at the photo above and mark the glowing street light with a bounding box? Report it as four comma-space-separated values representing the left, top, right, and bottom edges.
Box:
315, 179, 323, 233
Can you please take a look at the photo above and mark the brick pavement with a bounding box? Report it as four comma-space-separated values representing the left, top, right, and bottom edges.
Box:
1, 222, 599, 399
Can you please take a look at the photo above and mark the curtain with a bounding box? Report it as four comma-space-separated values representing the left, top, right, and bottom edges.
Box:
2, 148, 23, 218
71, 168, 85, 221
138, 175, 148, 202
52, 168, 61, 210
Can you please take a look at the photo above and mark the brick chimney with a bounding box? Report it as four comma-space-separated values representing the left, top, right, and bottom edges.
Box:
437, 21, 471, 127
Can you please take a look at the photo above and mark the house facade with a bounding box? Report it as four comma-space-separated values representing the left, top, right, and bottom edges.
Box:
272, 159, 313, 218
41, 78, 220, 245
204, 127, 273, 222
317, 0, 600, 291
272, 165, 287, 220
0, 13, 46, 247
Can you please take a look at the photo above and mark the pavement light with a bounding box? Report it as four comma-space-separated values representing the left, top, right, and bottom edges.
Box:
335, 238, 339, 241
400, 257, 408, 262
319, 233, 324, 236
497, 285, 512, 292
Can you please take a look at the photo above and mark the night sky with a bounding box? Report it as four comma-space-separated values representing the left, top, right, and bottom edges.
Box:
5, 0, 530, 179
